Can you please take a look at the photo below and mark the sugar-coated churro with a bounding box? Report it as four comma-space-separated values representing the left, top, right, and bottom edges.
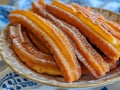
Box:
9, 10, 81, 82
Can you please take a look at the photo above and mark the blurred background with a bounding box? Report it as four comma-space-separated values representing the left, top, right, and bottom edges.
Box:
0, 0, 120, 12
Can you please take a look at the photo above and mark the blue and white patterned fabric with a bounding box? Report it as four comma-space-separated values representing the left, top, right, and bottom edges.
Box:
0, 0, 120, 90
0, 68, 38, 90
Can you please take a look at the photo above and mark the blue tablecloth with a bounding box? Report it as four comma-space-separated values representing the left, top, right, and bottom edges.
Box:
0, 0, 120, 90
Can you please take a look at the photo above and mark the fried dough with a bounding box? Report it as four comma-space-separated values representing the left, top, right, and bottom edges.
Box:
32, 2, 108, 78
9, 11, 81, 82
46, 1, 120, 61
8, 24, 61, 75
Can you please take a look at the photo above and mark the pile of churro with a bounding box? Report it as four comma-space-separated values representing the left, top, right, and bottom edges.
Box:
5, 0, 120, 82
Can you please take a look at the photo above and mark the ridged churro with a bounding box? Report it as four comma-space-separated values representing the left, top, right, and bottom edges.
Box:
32, 2, 108, 78
8, 24, 61, 75
9, 10, 81, 82
46, 1, 120, 61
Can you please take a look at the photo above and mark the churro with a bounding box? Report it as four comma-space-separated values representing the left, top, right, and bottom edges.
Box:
9, 10, 81, 82
32, 2, 108, 78
8, 24, 61, 75
46, 1, 120, 60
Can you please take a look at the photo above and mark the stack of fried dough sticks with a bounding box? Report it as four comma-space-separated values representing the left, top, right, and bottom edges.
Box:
6, 0, 120, 82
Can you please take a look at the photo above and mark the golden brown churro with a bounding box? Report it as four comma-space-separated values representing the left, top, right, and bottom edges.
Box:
8, 24, 61, 75
32, 2, 108, 78
9, 10, 81, 82
46, 1, 120, 61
